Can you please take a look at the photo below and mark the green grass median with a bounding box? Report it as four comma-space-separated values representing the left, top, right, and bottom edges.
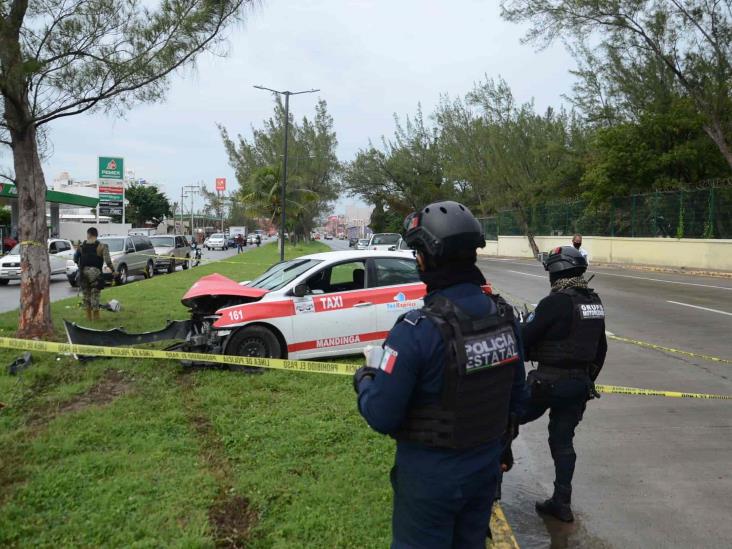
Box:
0, 241, 394, 547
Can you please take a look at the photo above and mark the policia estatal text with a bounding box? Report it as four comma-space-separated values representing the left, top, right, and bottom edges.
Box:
354, 201, 526, 548
521, 245, 607, 522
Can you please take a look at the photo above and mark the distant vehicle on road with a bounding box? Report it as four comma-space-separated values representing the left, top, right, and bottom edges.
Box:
324, 234, 334, 240
67, 234, 156, 286
1, 239, 74, 285
150, 235, 191, 273
355, 238, 370, 250
368, 233, 401, 251
205, 233, 228, 251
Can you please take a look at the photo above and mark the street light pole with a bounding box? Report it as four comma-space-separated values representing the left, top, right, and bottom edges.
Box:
254, 85, 319, 261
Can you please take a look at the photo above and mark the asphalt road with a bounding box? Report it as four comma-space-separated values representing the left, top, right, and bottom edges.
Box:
0, 246, 243, 314
325, 238, 732, 548
480, 256, 732, 549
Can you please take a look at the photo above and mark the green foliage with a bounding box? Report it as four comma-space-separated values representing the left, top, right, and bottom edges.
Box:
500, 0, 732, 170
1, 241, 402, 548
220, 99, 340, 240
125, 183, 171, 227
343, 105, 452, 220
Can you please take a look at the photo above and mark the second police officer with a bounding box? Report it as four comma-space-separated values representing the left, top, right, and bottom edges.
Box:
353, 201, 526, 548
520, 245, 607, 522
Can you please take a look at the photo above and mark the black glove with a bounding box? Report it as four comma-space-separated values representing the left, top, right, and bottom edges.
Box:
353, 366, 378, 393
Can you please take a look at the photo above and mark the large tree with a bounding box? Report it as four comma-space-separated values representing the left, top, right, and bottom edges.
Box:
220, 98, 340, 241
500, 0, 732, 171
125, 183, 172, 227
0, 0, 252, 338
343, 106, 453, 221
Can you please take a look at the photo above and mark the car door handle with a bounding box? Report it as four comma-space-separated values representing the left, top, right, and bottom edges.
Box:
354, 301, 373, 308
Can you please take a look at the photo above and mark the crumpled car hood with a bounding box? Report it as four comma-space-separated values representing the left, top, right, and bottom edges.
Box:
181, 273, 268, 307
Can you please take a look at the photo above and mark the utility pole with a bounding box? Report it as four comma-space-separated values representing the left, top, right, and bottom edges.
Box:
182, 184, 199, 237
254, 85, 319, 261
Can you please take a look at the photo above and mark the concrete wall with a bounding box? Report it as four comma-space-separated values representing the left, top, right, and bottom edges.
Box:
60, 222, 131, 242
479, 236, 732, 271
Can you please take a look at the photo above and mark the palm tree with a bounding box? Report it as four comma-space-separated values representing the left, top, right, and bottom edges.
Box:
240, 165, 319, 242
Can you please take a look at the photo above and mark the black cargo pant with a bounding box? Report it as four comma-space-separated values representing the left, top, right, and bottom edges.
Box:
521, 371, 588, 488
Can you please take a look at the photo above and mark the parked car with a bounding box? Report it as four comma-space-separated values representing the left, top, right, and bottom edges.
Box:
324, 234, 334, 240
205, 233, 228, 251
1, 239, 74, 285
2, 235, 17, 254
368, 233, 402, 251
355, 238, 370, 250
67, 234, 156, 286
150, 235, 191, 274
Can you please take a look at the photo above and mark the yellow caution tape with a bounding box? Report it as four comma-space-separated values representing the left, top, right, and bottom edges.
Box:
492, 286, 732, 366
137, 252, 276, 267
1, 337, 730, 401
0, 336, 358, 376
596, 384, 732, 400
606, 334, 732, 365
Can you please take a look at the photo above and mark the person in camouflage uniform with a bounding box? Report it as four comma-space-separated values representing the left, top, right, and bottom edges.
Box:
74, 227, 115, 321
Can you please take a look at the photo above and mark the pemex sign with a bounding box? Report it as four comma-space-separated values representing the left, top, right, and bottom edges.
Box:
98, 157, 124, 180
98, 156, 125, 218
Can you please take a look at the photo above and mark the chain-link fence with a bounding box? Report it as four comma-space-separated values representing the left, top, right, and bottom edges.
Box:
479, 187, 732, 240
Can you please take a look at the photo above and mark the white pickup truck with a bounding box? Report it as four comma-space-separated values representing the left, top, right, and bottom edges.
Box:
368, 233, 402, 251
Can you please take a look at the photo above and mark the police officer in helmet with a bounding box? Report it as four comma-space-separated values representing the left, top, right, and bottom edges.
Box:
521, 246, 607, 522
354, 201, 526, 548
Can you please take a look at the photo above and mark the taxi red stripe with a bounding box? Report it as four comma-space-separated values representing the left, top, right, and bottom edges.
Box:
288, 330, 390, 353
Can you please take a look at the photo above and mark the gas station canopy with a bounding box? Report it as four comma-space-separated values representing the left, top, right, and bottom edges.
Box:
0, 182, 99, 208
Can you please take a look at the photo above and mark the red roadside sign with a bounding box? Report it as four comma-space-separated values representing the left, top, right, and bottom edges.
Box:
215, 178, 226, 192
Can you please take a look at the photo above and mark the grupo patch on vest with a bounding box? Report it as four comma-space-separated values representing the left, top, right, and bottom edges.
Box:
464, 327, 519, 373
579, 303, 605, 319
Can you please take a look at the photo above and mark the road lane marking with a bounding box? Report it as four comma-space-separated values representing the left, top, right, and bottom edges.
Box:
507, 269, 545, 279
667, 300, 732, 317
490, 502, 520, 548
593, 271, 732, 291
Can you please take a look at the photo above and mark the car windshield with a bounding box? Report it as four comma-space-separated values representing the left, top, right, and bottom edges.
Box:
8, 244, 22, 255
150, 236, 175, 247
100, 238, 126, 252
358, 239, 369, 245
211, 233, 224, 239
371, 234, 401, 245
248, 259, 322, 291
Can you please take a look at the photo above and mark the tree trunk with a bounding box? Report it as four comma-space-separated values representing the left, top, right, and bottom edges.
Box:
514, 205, 540, 258
702, 121, 732, 171
8, 114, 53, 338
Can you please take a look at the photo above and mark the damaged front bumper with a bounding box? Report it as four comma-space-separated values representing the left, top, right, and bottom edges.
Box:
63, 319, 192, 348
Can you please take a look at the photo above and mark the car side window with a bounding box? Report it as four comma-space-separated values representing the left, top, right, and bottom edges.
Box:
306, 260, 366, 294
57, 241, 70, 252
371, 257, 420, 287
48, 241, 58, 254
125, 238, 135, 252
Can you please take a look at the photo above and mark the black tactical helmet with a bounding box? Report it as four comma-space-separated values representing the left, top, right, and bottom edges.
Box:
403, 201, 485, 258
543, 245, 588, 274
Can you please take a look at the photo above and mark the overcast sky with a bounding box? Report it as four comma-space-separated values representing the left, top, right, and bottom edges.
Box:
39, 0, 576, 213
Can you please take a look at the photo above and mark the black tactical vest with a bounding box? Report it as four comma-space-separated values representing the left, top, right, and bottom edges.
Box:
394, 294, 520, 449
79, 242, 103, 270
529, 287, 605, 367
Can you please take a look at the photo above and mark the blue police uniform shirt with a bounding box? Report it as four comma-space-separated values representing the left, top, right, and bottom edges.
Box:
357, 282, 527, 478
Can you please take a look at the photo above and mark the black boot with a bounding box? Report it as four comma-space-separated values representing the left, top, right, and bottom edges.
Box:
535, 483, 574, 522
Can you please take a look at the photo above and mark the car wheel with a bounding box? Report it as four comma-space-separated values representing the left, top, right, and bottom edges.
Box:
118, 265, 128, 285
68, 276, 78, 288
0, 279, 8, 286
182, 255, 189, 270
226, 325, 282, 370
144, 260, 155, 279
168, 260, 175, 274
